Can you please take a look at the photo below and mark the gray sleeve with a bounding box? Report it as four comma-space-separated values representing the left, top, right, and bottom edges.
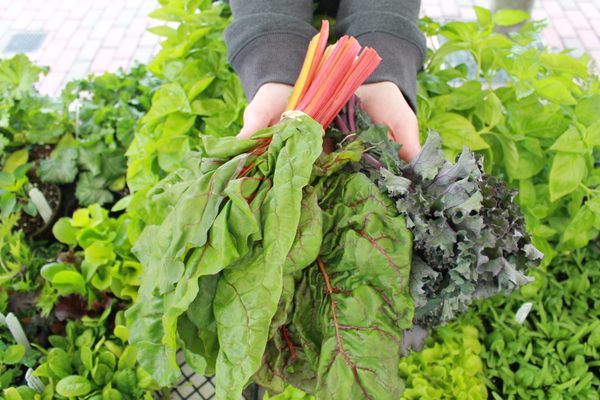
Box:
335, 0, 426, 111
224, 0, 317, 101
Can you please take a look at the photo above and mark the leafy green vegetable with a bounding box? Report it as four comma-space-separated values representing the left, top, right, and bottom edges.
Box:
338, 107, 540, 327
127, 115, 322, 395
0, 54, 66, 145
257, 171, 413, 399
473, 248, 600, 399
417, 9, 599, 261
27, 316, 160, 399
399, 323, 487, 399
126, 1, 244, 195
45, 205, 142, 308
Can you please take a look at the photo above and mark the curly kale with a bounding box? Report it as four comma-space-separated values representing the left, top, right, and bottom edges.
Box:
356, 113, 542, 326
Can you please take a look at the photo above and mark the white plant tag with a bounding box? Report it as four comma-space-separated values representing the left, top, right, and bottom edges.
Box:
515, 302, 533, 324
28, 187, 53, 223
6, 312, 31, 349
26, 368, 46, 392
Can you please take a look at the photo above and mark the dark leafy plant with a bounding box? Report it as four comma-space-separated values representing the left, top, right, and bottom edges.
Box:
330, 105, 541, 327
38, 65, 160, 207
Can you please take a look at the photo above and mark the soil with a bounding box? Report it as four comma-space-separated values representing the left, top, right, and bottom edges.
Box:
14, 144, 63, 239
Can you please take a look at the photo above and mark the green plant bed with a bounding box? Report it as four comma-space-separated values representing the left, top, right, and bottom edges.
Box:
2, 2, 600, 399
473, 248, 600, 399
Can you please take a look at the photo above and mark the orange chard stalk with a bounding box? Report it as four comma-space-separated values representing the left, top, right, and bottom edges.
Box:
286, 20, 330, 110
300, 36, 361, 115
287, 21, 382, 129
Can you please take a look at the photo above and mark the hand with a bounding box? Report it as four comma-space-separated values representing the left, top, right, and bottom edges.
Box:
237, 82, 293, 139
356, 81, 421, 161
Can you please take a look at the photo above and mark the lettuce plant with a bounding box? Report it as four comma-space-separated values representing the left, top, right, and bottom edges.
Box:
3, 315, 160, 400
44, 205, 142, 311
399, 323, 488, 400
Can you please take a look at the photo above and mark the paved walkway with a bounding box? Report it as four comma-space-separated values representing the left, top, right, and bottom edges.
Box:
0, 0, 598, 96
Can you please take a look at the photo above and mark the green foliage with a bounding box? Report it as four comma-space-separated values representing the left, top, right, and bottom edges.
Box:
0, 329, 41, 391
472, 248, 600, 399
22, 316, 159, 400
358, 120, 540, 326
417, 9, 599, 263
44, 204, 141, 308
126, 1, 245, 195
0, 54, 66, 146
1, 54, 159, 210
257, 171, 413, 399
127, 116, 323, 395
399, 323, 488, 399
0, 213, 54, 302
38, 64, 160, 206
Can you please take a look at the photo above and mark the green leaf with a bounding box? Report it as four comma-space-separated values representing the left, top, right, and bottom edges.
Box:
428, 113, 489, 150
52, 270, 87, 296
549, 153, 587, 202
3, 149, 29, 173
142, 83, 191, 125
56, 375, 92, 397
585, 121, 600, 147
41, 262, 71, 281
72, 208, 91, 227
214, 116, 323, 399
2, 388, 24, 400
474, 6, 492, 26
475, 91, 503, 129
52, 218, 78, 245
84, 241, 116, 268
533, 78, 577, 105
575, 94, 600, 127
47, 348, 73, 378
549, 127, 587, 153
118, 346, 137, 370
540, 53, 588, 78
80, 347, 94, 372
39, 147, 78, 184
3, 344, 26, 364
445, 81, 484, 111
492, 8, 530, 26
214, 251, 282, 399
75, 173, 113, 206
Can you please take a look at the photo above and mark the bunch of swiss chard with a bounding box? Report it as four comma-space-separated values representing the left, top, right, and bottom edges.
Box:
125, 20, 540, 399
126, 115, 539, 398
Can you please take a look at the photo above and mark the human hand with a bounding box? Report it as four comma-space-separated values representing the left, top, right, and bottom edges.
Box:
237, 82, 293, 139
356, 81, 421, 161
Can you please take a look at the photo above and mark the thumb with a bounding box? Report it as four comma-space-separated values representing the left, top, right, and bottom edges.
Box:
238, 106, 272, 139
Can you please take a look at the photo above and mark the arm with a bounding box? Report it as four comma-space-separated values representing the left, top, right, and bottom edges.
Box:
337, 0, 426, 160
335, 0, 426, 111
224, 0, 316, 137
224, 0, 316, 102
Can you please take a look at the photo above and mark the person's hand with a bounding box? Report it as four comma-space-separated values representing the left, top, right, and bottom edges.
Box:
356, 81, 421, 161
237, 82, 293, 139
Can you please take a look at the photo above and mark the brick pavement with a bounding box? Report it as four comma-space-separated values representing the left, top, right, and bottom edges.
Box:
0, 0, 598, 96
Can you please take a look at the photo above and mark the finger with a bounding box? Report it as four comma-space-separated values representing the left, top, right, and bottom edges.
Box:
237, 106, 272, 139
399, 139, 421, 162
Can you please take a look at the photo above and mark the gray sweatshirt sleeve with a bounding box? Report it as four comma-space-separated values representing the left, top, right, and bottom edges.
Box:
224, 0, 317, 101
335, 0, 426, 111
